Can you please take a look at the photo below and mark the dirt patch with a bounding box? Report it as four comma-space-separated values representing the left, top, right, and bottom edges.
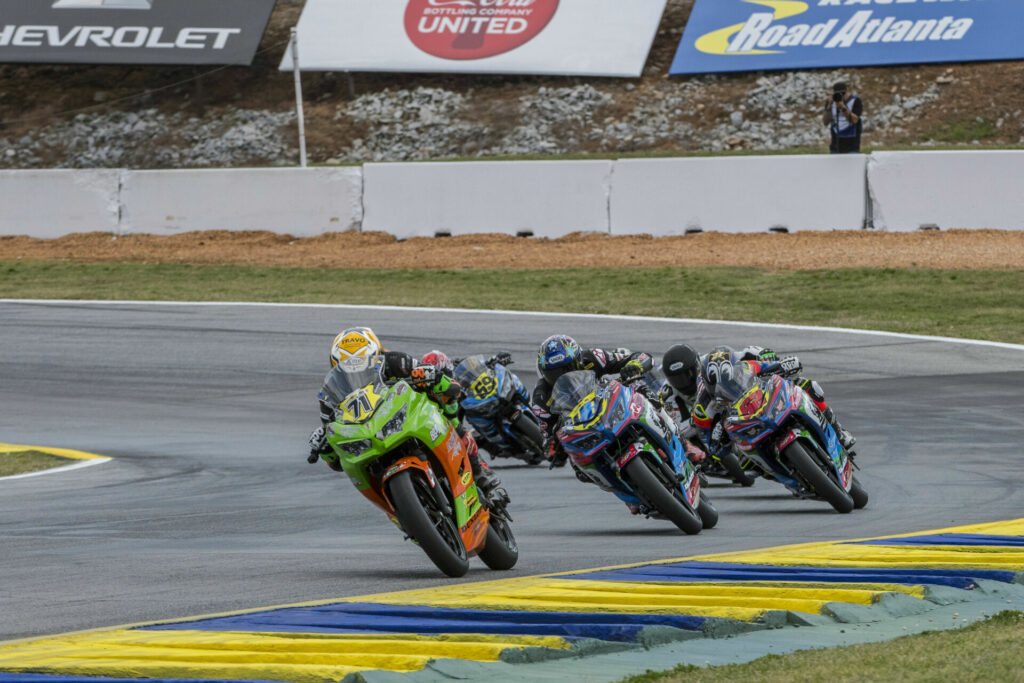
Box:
2, 230, 1023, 271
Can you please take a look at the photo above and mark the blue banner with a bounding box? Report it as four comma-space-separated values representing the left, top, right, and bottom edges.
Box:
670, 0, 1024, 75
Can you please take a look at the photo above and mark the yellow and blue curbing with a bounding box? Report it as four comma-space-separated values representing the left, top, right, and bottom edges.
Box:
0, 443, 112, 479
2, 518, 1023, 683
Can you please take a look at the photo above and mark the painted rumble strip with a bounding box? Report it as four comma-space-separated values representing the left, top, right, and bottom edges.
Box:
0, 443, 111, 482
3, 519, 1023, 683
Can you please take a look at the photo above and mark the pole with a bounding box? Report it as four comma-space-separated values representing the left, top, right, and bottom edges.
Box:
290, 27, 308, 168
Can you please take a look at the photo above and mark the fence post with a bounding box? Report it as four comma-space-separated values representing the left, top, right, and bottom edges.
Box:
290, 27, 308, 168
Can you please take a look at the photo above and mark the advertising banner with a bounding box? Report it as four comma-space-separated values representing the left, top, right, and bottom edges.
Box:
0, 0, 276, 65
281, 0, 668, 78
671, 0, 1022, 75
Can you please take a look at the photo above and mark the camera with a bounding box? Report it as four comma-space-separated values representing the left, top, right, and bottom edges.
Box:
832, 92, 844, 103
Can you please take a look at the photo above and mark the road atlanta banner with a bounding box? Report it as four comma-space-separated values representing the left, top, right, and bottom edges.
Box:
281, 0, 667, 77
671, 0, 1023, 75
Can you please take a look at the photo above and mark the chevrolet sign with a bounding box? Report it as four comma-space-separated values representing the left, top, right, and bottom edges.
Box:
0, 0, 276, 65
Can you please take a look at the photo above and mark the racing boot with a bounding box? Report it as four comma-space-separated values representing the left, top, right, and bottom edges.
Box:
824, 407, 856, 452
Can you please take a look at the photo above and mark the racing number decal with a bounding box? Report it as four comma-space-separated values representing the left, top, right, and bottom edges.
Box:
470, 374, 498, 400
340, 385, 381, 422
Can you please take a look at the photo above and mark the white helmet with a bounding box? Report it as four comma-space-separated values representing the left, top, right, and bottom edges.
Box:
329, 326, 381, 371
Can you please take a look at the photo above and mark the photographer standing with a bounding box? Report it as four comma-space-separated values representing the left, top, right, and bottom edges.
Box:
823, 81, 863, 154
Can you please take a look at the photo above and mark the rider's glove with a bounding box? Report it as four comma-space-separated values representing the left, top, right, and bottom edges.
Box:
409, 365, 437, 391
308, 426, 328, 462
658, 384, 674, 404
490, 352, 513, 367
545, 436, 567, 468
618, 360, 645, 385
779, 356, 802, 377
757, 347, 778, 361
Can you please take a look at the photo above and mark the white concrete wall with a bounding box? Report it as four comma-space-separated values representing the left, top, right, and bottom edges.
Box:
119, 167, 363, 237
362, 160, 612, 238
610, 155, 868, 234
868, 151, 1024, 231
0, 170, 119, 237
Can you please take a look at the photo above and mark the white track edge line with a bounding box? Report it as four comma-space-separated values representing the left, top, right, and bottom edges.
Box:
0, 457, 111, 482
3, 298, 1024, 352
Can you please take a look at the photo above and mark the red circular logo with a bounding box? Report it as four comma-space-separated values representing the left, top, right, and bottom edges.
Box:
405, 0, 560, 61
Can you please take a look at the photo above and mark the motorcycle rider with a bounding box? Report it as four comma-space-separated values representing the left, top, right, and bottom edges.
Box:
531, 334, 655, 467
688, 345, 856, 460
306, 328, 500, 497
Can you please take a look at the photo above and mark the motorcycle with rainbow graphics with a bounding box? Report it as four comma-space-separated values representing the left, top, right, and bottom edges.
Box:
550, 370, 717, 534
323, 365, 517, 577
712, 364, 868, 513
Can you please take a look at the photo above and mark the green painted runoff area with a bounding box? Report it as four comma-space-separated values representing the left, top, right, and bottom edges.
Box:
0, 450, 70, 477
2, 261, 1023, 343
623, 611, 1024, 683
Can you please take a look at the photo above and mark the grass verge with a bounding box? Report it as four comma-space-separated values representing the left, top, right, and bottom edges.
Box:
0, 450, 72, 477
2, 261, 1024, 344
623, 611, 1024, 683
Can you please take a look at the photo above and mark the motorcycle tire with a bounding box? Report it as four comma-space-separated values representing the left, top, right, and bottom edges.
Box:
512, 412, 545, 463
719, 449, 757, 488
622, 454, 702, 535
697, 492, 718, 530
388, 469, 470, 577
783, 441, 854, 514
478, 515, 519, 570
850, 476, 869, 510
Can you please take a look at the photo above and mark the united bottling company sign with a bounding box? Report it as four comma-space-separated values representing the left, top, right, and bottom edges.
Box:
671, 0, 1022, 74
404, 0, 559, 61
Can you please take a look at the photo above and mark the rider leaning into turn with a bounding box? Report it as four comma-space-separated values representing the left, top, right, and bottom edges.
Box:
530, 334, 655, 467
674, 344, 856, 460
306, 327, 501, 496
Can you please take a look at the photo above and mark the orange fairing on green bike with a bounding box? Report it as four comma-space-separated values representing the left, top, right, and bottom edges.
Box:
323, 367, 487, 549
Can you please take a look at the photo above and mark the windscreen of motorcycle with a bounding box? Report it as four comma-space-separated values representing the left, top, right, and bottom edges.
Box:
455, 355, 500, 402
713, 364, 758, 405
550, 370, 601, 416
322, 364, 387, 423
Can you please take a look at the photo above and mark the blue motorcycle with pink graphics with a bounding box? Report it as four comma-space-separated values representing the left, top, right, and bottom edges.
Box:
714, 365, 868, 513
550, 370, 717, 534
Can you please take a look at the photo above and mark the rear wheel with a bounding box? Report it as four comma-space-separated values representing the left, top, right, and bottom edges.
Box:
783, 441, 854, 514
850, 476, 869, 510
512, 412, 545, 464
697, 492, 718, 530
622, 454, 702, 534
719, 449, 757, 487
388, 469, 469, 577
478, 515, 518, 570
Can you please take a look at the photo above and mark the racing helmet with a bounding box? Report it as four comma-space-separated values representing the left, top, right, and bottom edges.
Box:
421, 350, 454, 376
700, 346, 739, 391
537, 334, 582, 385
661, 343, 700, 396
329, 326, 381, 371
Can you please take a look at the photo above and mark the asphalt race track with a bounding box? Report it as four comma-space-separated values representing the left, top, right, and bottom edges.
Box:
2, 300, 1024, 642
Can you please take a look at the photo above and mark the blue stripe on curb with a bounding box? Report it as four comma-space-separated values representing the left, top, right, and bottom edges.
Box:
564, 561, 1017, 589
0, 676, 274, 683
847, 533, 1024, 547
141, 602, 710, 642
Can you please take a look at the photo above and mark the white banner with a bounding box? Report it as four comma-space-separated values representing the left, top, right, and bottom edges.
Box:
280, 0, 667, 77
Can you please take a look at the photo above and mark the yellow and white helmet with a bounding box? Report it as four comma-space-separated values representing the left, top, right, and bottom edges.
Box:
330, 326, 382, 371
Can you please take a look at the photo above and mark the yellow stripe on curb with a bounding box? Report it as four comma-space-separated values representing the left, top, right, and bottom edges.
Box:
0, 630, 567, 683
346, 577, 924, 620
0, 442, 111, 461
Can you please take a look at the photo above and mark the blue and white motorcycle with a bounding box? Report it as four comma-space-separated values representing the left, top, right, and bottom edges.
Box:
454, 355, 546, 465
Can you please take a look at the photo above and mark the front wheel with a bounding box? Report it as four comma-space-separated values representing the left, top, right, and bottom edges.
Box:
719, 449, 757, 487
478, 515, 518, 570
697, 492, 718, 530
511, 411, 545, 464
850, 476, 869, 509
783, 441, 854, 514
622, 454, 702, 535
388, 469, 469, 577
